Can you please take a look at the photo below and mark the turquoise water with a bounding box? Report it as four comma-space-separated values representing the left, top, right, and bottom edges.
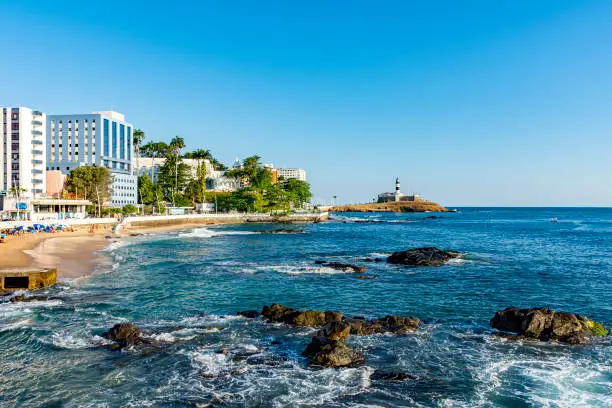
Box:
0, 208, 610, 407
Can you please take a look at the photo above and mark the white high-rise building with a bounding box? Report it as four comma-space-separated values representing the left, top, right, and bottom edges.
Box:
0, 107, 47, 197
46, 111, 137, 206
277, 168, 307, 181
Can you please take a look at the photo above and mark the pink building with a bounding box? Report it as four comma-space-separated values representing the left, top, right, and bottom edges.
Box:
46, 170, 66, 198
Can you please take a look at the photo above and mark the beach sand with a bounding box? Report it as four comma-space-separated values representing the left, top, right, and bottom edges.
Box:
0, 227, 114, 280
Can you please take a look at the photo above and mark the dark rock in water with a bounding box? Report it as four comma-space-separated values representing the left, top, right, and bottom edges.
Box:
386, 247, 460, 267
259, 229, 304, 234
129, 233, 143, 237
325, 310, 344, 323
293, 310, 326, 327
374, 315, 422, 334
371, 370, 417, 381
261, 304, 342, 327
217, 348, 230, 354
363, 258, 375, 262
261, 303, 299, 322
314, 260, 327, 265
315, 261, 367, 273
490, 307, 609, 344
9, 295, 57, 303
424, 216, 443, 219
346, 315, 421, 335
103, 322, 148, 349
237, 310, 259, 318
356, 275, 377, 280
303, 322, 364, 367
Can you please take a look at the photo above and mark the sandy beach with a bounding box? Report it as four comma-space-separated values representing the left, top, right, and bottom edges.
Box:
0, 227, 114, 280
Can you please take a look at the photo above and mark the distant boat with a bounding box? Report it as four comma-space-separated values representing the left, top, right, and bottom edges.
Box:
550, 217, 559, 223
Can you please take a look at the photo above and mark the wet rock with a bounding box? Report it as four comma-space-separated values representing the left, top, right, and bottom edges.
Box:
356, 275, 377, 280
325, 310, 344, 323
293, 310, 326, 327
129, 233, 143, 237
490, 307, 609, 344
216, 348, 230, 354
386, 247, 460, 267
303, 322, 364, 367
314, 261, 367, 273
261, 303, 300, 323
237, 310, 259, 318
374, 315, 422, 334
371, 370, 417, 381
9, 295, 57, 303
346, 315, 421, 335
103, 322, 148, 349
259, 229, 304, 234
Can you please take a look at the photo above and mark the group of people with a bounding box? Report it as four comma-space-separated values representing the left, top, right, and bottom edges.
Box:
0, 223, 74, 243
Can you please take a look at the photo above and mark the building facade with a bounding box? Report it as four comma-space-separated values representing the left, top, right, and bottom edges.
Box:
277, 168, 307, 181
46, 111, 136, 206
0, 107, 47, 197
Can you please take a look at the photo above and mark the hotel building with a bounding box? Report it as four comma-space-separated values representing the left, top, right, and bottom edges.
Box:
0, 107, 47, 197
46, 111, 137, 206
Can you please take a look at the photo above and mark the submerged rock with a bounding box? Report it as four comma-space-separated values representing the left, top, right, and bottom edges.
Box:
386, 247, 460, 267
259, 229, 305, 234
9, 295, 58, 303
371, 370, 417, 381
237, 310, 259, 318
103, 322, 149, 349
490, 307, 609, 344
314, 261, 367, 273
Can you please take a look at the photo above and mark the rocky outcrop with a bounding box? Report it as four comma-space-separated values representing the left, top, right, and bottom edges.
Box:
490, 307, 609, 344
237, 310, 259, 318
103, 322, 150, 349
9, 295, 59, 303
259, 229, 305, 234
386, 247, 460, 267
261, 304, 342, 327
314, 261, 367, 273
330, 201, 448, 213
303, 322, 364, 367
345, 315, 421, 335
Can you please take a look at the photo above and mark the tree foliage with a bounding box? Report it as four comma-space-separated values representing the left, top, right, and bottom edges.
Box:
65, 166, 113, 212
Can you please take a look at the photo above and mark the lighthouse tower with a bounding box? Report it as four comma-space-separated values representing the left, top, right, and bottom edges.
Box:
394, 177, 401, 201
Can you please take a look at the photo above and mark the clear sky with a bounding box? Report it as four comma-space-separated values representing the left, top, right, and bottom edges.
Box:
2, 1, 611, 206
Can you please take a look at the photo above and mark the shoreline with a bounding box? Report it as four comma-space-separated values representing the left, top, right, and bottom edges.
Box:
1, 213, 327, 284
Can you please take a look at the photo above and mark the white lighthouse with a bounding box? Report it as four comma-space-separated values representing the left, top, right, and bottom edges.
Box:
394, 177, 401, 201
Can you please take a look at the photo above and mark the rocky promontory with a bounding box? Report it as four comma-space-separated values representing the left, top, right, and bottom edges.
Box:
330, 201, 448, 213
491, 307, 609, 344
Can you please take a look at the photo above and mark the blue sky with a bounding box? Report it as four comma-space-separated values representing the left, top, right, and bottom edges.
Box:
2, 1, 611, 206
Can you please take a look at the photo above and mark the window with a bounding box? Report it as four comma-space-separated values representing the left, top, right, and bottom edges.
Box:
120, 124, 125, 159
103, 119, 109, 156
112, 122, 117, 158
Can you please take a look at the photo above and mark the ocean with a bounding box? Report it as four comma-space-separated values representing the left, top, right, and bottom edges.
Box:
1, 208, 610, 407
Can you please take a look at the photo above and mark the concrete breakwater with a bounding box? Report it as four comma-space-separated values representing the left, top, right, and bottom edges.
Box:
0, 268, 57, 293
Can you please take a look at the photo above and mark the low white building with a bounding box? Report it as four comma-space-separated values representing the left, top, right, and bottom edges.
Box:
0, 194, 90, 221
0, 107, 47, 197
277, 168, 307, 182
138, 157, 240, 192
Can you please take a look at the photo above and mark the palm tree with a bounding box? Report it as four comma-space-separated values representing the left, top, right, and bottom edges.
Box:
9, 185, 27, 220
169, 136, 185, 206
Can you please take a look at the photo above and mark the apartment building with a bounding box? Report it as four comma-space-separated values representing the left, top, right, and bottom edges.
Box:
0, 107, 47, 197
46, 111, 136, 206
277, 168, 307, 181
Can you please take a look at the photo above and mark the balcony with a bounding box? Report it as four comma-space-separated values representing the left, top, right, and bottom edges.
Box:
32, 120, 43, 127
32, 139, 43, 145
32, 169, 43, 174
32, 110, 43, 116
32, 160, 43, 165
32, 149, 43, 155
32, 130, 43, 136
32, 179, 43, 184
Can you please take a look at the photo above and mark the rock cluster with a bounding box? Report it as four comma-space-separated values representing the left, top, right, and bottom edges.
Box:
314, 261, 367, 273
490, 307, 609, 344
302, 321, 364, 367
259, 229, 305, 234
260, 304, 421, 367
386, 247, 460, 267
103, 322, 151, 350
